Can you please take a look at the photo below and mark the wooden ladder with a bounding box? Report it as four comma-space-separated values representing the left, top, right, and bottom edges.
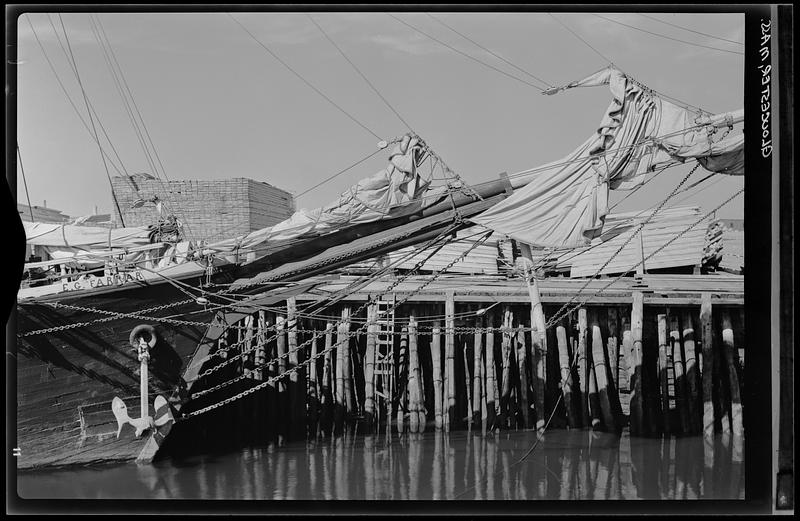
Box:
373, 298, 395, 426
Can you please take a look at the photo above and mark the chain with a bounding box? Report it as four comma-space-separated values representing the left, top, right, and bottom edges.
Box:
188, 226, 460, 385
17, 298, 198, 337
544, 187, 743, 329
542, 163, 701, 330
184, 231, 493, 414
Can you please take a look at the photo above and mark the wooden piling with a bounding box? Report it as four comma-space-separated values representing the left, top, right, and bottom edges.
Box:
500, 306, 514, 428
590, 314, 617, 432
463, 339, 472, 429
408, 314, 421, 433
364, 304, 378, 426
657, 314, 672, 435
431, 319, 443, 430
587, 348, 601, 429
276, 315, 287, 398
254, 310, 267, 381
308, 334, 319, 428
682, 311, 700, 434
445, 292, 456, 430
473, 316, 484, 426
556, 323, 578, 428
516, 323, 531, 429
485, 315, 497, 429
700, 293, 714, 436
397, 325, 409, 433
527, 276, 547, 432
287, 298, 303, 436
577, 308, 590, 427
670, 315, 690, 435
607, 308, 619, 389
721, 311, 743, 437
320, 323, 334, 432
630, 292, 644, 436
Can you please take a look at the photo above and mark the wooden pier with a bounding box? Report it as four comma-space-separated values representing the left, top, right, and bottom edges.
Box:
173, 273, 744, 452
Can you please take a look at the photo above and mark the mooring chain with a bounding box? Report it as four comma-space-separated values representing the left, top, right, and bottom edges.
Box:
188, 227, 460, 386
542, 162, 701, 330
544, 187, 743, 330
185, 231, 494, 415
17, 298, 198, 337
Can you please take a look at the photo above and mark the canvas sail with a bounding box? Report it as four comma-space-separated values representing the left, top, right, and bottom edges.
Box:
472, 66, 744, 249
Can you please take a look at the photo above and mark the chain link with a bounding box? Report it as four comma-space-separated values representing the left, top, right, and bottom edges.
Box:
184, 231, 494, 415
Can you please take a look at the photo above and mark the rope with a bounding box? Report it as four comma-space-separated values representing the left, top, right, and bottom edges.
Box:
593, 14, 744, 57
25, 15, 127, 179
637, 13, 744, 46
308, 14, 416, 134
183, 231, 493, 416
57, 14, 126, 227
188, 225, 466, 386
426, 13, 552, 89
387, 13, 545, 92
295, 148, 384, 199
545, 187, 743, 329
227, 13, 383, 141
548, 13, 614, 66
543, 163, 701, 328
16, 144, 35, 223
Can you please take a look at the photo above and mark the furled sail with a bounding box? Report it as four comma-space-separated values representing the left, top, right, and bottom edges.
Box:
472, 66, 744, 249
204, 134, 432, 257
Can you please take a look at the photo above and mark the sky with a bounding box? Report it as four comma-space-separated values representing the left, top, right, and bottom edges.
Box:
15, 10, 745, 223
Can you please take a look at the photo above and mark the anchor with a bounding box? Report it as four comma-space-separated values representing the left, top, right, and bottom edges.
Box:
111, 325, 160, 438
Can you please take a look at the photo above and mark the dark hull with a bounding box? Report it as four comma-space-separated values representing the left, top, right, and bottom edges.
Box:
15, 280, 220, 469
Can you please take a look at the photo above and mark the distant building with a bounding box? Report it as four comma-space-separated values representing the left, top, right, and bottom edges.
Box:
111, 173, 296, 243
18, 203, 70, 224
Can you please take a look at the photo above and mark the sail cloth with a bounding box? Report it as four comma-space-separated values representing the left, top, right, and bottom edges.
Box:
472, 66, 744, 248
204, 134, 432, 256
24, 221, 153, 248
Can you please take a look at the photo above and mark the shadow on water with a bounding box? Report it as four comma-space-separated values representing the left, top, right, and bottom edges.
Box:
17, 429, 745, 500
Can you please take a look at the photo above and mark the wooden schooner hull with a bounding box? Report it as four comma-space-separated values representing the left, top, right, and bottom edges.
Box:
14, 180, 512, 470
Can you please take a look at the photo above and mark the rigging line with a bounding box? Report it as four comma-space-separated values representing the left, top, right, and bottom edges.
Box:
16, 144, 36, 222
593, 14, 744, 56
93, 14, 198, 243
542, 162, 702, 328
36, 15, 131, 179
93, 14, 171, 185
426, 13, 553, 89
295, 147, 384, 199
86, 15, 162, 190
548, 163, 700, 271
227, 13, 382, 141
307, 14, 415, 134
387, 13, 545, 92
638, 13, 744, 47
88, 15, 159, 184
547, 187, 744, 329
505, 119, 741, 181
548, 13, 613, 66
57, 14, 126, 228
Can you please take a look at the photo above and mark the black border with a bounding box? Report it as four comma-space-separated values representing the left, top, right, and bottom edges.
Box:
5, 2, 784, 516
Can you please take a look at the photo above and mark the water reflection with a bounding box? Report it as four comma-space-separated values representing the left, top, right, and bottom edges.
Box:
18, 430, 744, 500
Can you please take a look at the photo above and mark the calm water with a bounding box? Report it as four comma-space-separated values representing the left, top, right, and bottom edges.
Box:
18, 429, 743, 500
